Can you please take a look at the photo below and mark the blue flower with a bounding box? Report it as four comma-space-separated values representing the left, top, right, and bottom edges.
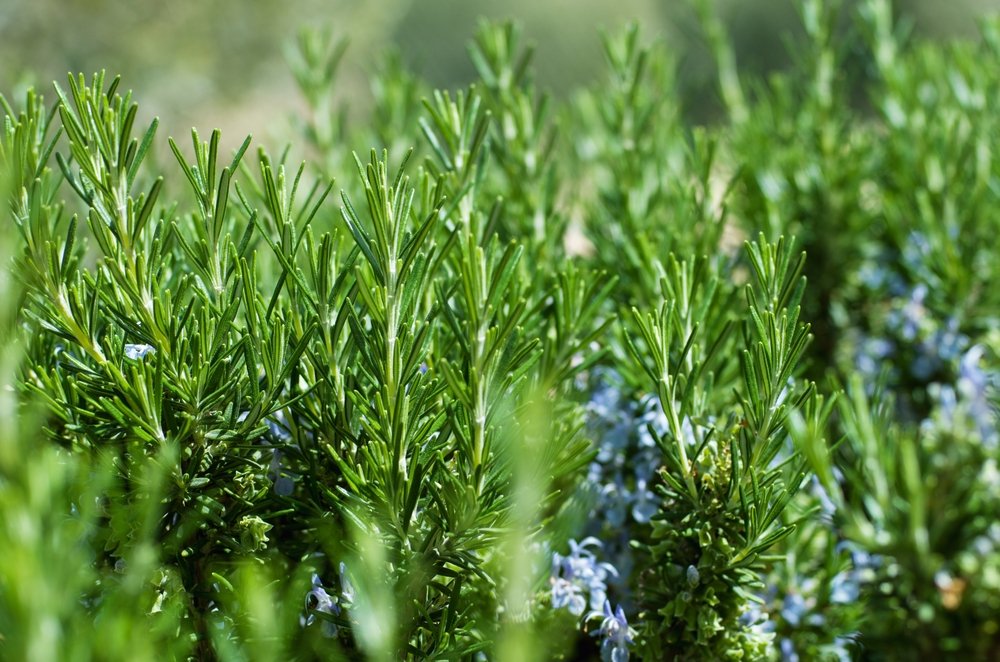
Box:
780, 637, 799, 662
587, 375, 632, 472
630, 478, 658, 524
780, 592, 809, 627
907, 316, 968, 381
886, 284, 928, 342
301, 573, 340, 637
826, 635, 857, 661
266, 413, 293, 442
854, 334, 895, 383
636, 395, 669, 448
551, 576, 587, 615
958, 346, 998, 445
267, 448, 295, 496
124, 343, 155, 360
599, 477, 630, 527
858, 259, 906, 294
587, 370, 628, 420
739, 600, 775, 633
590, 600, 633, 662
304, 574, 338, 616
935, 318, 969, 362
339, 562, 356, 604
829, 570, 860, 604
923, 345, 998, 446
551, 538, 619, 615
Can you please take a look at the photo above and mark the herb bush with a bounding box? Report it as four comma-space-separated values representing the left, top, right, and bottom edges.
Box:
2, 0, 998, 659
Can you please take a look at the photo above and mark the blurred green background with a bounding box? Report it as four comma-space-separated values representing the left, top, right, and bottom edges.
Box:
2, 0, 997, 144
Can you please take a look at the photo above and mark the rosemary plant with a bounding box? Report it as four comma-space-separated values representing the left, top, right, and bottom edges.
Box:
2, 0, 999, 659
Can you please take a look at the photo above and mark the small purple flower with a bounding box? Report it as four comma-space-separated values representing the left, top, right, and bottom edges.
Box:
586, 372, 633, 456
837, 541, 882, 588
303, 574, 338, 616
301, 573, 340, 637
587, 460, 604, 485
858, 259, 906, 294
592, 600, 633, 662
262, 411, 298, 495
588, 373, 627, 420
829, 569, 860, 604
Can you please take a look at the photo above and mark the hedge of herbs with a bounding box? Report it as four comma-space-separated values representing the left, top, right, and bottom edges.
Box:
1, 0, 999, 659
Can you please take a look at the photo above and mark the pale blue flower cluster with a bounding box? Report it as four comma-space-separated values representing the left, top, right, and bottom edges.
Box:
929, 345, 999, 446
852, 232, 976, 389
766, 542, 876, 660
866, 284, 970, 383
585, 373, 663, 524
827, 545, 880, 606
550, 537, 618, 617
856, 255, 906, 296
853, 334, 895, 383
856, 231, 940, 298
581, 371, 666, 606
851, 280, 998, 446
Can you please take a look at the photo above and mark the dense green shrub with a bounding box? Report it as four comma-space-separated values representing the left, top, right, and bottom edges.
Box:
2, 0, 998, 659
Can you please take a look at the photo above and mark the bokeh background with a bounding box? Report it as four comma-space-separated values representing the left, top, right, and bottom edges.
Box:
2, 0, 997, 144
